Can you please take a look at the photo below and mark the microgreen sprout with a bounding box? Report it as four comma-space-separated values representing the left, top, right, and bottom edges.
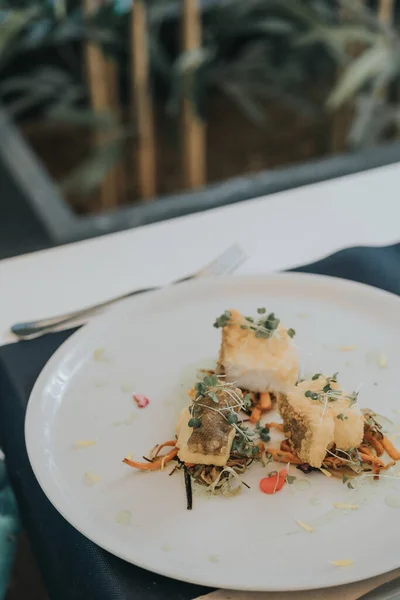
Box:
337, 413, 348, 421
342, 474, 356, 490
285, 474, 297, 484
213, 308, 295, 340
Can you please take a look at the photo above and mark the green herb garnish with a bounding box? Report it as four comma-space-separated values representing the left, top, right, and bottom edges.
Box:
337, 413, 348, 421
260, 428, 270, 442
242, 393, 252, 410
213, 310, 232, 328
285, 475, 297, 484
342, 474, 355, 490
213, 308, 294, 341
227, 412, 238, 424
312, 373, 321, 380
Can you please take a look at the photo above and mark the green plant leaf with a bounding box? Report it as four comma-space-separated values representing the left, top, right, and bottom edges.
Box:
61, 139, 124, 194
46, 104, 118, 129
327, 41, 391, 110
296, 25, 378, 50
0, 6, 41, 55
218, 80, 267, 125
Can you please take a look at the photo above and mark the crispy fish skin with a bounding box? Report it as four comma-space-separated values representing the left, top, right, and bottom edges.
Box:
176, 386, 242, 466
217, 309, 298, 394
278, 377, 364, 468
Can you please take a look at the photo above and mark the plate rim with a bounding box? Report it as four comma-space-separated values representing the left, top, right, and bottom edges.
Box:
25, 272, 400, 592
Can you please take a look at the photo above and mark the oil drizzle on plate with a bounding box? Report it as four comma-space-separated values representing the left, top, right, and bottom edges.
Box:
294, 479, 311, 492
385, 494, 400, 508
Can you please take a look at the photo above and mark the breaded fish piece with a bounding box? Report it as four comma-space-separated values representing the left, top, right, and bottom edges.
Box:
278, 376, 364, 468
217, 309, 298, 394
279, 384, 334, 467
176, 385, 242, 466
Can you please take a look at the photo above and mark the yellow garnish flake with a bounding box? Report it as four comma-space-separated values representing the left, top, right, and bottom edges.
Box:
84, 472, 101, 485
339, 345, 357, 352
295, 520, 314, 533
333, 503, 359, 510
330, 559, 354, 567
125, 452, 133, 461
209, 554, 220, 563
379, 354, 387, 368
319, 468, 332, 477
93, 348, 105, 360
120, 383, 133, 393
115, 510, 131, 525
94, 379, 108, 388
74, 440, 97, 449
93, 348, 110, 362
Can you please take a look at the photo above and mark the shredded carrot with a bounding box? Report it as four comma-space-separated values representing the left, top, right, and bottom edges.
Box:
265, 422, 284, 433
382, 436, 400, 460
359, 445, 373, 456
382, 460, 396, 471
154, 440, 177, 457
256, 442, 265, 453
265, 448, 302, 464
280, 440, 292, 453
123, 448, 178, 471
359, 452, 385, 467
364, 432, 384, 456
250, 406, 262, 423
259, 392, 272, 411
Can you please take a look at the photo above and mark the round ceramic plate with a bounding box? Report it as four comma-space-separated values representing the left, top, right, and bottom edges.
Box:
26, 274, 400, 592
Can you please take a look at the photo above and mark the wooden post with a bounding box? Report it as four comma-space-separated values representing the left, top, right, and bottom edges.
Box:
104, 57, 126, 204
131, 0, 156, 201
181, 0, 206, 189
377, 0, 393, 23
84, 0, 121, 210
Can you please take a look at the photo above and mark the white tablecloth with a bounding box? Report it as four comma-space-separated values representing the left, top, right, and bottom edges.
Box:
2, 162, 400, 346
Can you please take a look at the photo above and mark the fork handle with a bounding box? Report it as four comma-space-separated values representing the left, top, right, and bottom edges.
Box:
11, 285, 157, 340
11, 273, 193, 340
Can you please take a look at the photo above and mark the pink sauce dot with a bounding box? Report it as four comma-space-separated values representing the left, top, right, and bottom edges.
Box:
133, 393, 150, 408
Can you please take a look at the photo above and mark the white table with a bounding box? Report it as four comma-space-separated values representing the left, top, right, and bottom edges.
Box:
1, 162, 400, 346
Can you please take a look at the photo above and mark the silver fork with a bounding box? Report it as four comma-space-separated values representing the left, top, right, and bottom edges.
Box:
11, 243, 246, 340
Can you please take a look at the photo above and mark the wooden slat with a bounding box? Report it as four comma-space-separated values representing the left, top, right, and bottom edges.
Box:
84, 0, 121, 210
131, 0, 156, 201
181, 0, 206, 189
377, 0, 394, 23
104, 57, 126, 204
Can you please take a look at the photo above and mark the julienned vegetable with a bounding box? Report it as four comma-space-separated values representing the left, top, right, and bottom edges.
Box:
121, 306, 400, 510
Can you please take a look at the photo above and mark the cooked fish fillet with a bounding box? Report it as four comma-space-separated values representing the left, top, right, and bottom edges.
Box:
176, 386, 242, 466
278, 377, 364, 468
217, 309, 298, 394
279, 384, 334, 468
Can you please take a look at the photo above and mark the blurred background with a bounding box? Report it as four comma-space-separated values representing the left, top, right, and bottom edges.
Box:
1, 0, 400, 257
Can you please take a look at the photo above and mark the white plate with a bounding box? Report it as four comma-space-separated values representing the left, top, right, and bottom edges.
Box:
26, 274, 400, 592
